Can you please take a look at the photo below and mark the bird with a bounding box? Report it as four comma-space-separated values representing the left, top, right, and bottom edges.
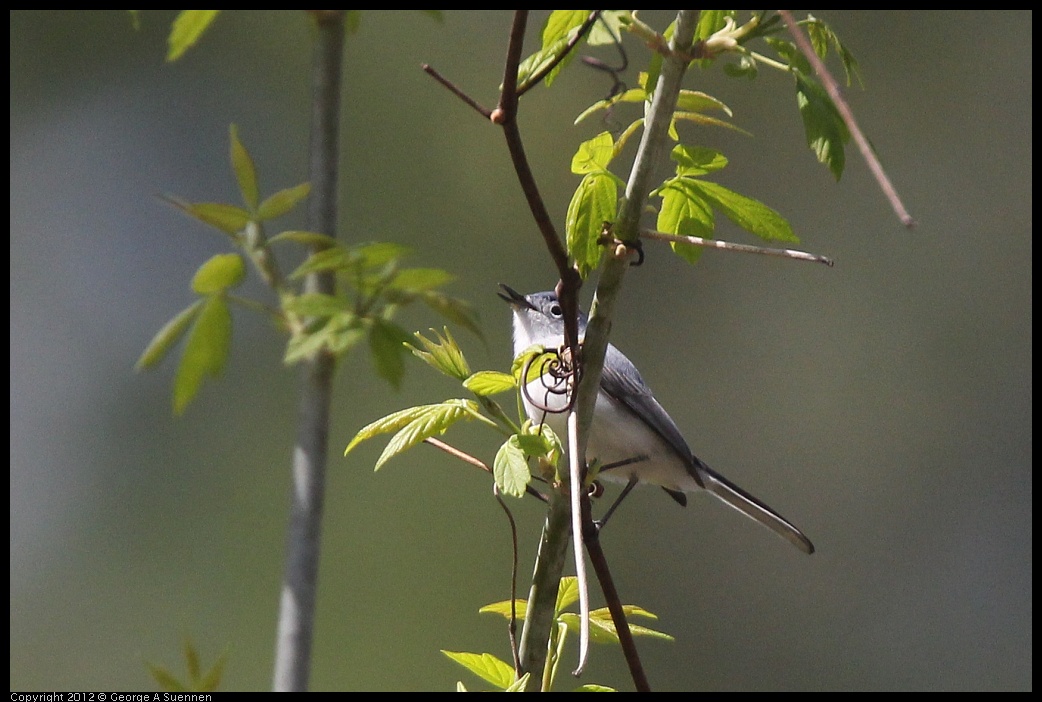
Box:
499, 284, 814, 554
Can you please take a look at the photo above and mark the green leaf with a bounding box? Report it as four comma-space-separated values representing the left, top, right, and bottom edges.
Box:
136, 300, 204, 371
571, 132, 616, 174
289, 245, 355, 279
574, 88, 646, 125
410, 328, 472, 381
359, 400, 486, 470
351, 241, 412, 268
694, 10, 734, 43
197, 649, 227, 691
479, 599, 528, 620
281, 293, 351, 318
463, 370, 516, 397
167, 199, 251, 235
173, 295, 232, 415
586, 10, 629, 46
566, 172, 618, 278
228, 124, 259, 211
556, 575, 580, 614
419, 291, 483, 339
674, 90, 732, 117
268, 230, 339, 249
493, 436, 531, 498
573, 684, 616, 691
191, 253, 246, 294
284, 313, 362, 365
795, 71, 849, 180
183, 639, 201, 683
167, 10, 220, 62
560, 606, 674, 644
516, 10, 589, 88
147, 663, 188, 692
670, 144, 729, 176
441, 651, 515, 690
657, 178, 714, 264
389, 267, 454, 291
368, 319, 414, 389
257, 182, 311, 220
686, 179, 798, 243
504, 672, 531, 692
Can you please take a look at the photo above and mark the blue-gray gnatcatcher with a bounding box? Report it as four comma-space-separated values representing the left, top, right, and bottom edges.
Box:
499, 284, 814, 554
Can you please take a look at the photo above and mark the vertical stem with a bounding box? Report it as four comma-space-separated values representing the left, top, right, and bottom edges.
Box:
517, 490, 572, 688
272, 10, 344, 692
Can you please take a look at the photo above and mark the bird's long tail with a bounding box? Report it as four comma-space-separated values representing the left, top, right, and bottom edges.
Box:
697, 460, 815, 554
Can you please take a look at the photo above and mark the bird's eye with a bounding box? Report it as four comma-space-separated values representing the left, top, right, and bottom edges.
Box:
549, 303, 562, 318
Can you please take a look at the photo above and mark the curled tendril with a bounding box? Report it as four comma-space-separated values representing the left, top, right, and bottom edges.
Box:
520, 347, 581, 415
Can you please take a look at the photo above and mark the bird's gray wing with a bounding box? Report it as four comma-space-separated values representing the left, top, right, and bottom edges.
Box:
599, 343, 705, 488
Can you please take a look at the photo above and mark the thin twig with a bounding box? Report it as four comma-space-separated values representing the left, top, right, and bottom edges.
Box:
640, 229, 835, 266
424, 437, 548, 503
778, 10, 915, 228
420, 63, 493, 119
493, 485, 523, 675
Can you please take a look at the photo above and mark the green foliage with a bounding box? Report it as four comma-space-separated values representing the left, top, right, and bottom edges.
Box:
559, 11, 861, 277
147, 638, 227, 692
166, 10, 221, 62
443, 577, 670, 691
138, 127, 474, 414
348, 329, 572, 498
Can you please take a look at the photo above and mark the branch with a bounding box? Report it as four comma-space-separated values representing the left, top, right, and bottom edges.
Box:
640, 228, 835, 266
572, 9, 703, 692
272, 10, 343, 692
778, 10, 915, 228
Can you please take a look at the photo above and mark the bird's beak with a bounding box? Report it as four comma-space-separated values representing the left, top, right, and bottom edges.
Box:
497, 283, 535, 310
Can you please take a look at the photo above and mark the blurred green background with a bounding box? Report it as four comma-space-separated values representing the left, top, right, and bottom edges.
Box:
10, 11, 1031, 691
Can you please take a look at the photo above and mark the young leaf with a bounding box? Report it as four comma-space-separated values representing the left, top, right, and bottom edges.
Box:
281, 293, 351, 318
670, 144, 729, 176
135, 300, 204, 371
686, 179, 798, 243
350, 241, 412, 268
368, 319, 414, 389
267, 230, 339, 249
441, 651, 516, 690
516, 10, 589, 88
566, 172, 618, 279
289, 245, 355, 279
480, 599, 529, 620
419, 291, 482, 339
556, 575, 580, 614
284, 314, 362, 365
504, 672, 531, 692
173, 295, 232, 415
257, 182, 311, 221
410, 328, 472, 381
656, 179, 714, 264
346, 404, 444, 455
388, 267, 455, 291
493, 436, 531, 498
370, 399, 487, 470
674, 90, 732, 117
191, 253, 246, 294
229, 124, 259, 211
795, 72, 849, 181
570, 132, 616, 174
463, 371, 516, 397
167, 200, 251, 235
167, 10, 220, 62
